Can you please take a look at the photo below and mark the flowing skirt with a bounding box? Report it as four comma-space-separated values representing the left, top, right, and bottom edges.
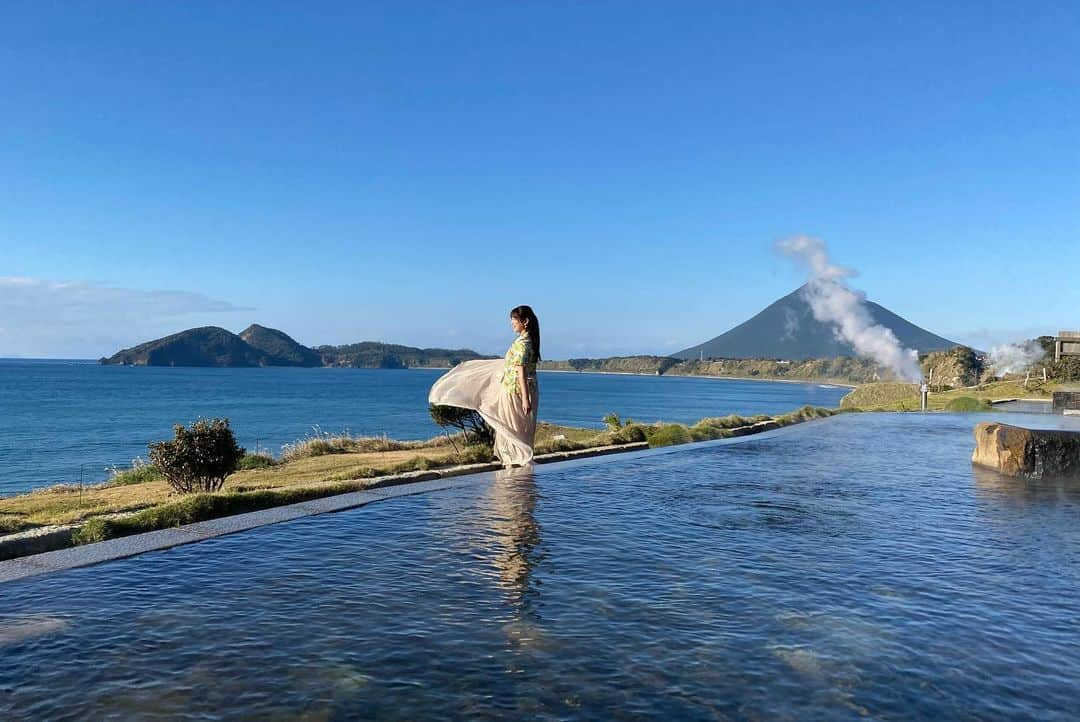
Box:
428, 359, 538, 467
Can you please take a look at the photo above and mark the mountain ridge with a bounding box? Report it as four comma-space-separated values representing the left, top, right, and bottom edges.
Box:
99, 326, 493, 368
674, 285, 960, 360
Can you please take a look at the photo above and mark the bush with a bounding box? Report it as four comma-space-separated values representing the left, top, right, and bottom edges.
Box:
237, 452, 278, 470
774, 405, 835, 426
646, 424, 693, 447
429, 404, 494, 447
0, 515, 26, 534
105, 457, 164, 487
602, 412, 622, 430
609, 423, 648, 444
944, 396, 991, 412
148, 418, 245, 494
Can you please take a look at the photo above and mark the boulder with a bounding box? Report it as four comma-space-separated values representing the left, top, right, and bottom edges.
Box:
972, 422, 1080, 479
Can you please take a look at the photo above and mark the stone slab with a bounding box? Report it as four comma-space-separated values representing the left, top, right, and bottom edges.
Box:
179, 505, 313, 540
0, 559, 50, 584
294, 491, 383, 514
19, 529, 199, 571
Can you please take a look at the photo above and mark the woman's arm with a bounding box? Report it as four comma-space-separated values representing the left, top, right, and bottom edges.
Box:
516, 363, 532, 414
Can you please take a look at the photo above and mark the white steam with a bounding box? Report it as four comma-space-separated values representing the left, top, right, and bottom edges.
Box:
777, 235, 922, 382
988, 341, 1043, 376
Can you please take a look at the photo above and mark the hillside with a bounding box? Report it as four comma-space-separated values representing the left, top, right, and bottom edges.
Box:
99, 327, 271, 367
317, 342, 492, 369
539, 355, 884, 384
101, 327, 491, 368
675, 285, 959, 360
239, 324, 321, 367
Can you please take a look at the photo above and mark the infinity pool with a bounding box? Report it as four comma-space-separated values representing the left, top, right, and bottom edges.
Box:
2, 412, 1079, 720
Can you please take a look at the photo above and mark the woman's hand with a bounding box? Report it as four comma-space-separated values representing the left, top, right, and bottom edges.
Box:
521, 394, 532, 416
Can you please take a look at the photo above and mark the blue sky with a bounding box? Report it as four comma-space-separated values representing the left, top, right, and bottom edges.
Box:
2, 1, 1077, 359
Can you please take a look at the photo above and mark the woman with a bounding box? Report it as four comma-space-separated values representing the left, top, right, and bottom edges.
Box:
428, 305, 541, 467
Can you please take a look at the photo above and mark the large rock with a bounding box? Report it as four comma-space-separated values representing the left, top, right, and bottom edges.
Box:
972, 422, 1080, 478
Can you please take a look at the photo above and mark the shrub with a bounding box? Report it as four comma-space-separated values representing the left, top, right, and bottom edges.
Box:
602, 412, 623, 430
944, 396, 991, 412
0, 515, 26, 534
429, 404, 494, 447
237, 452, 278, 470
774, 405, 835, 426
646, 424, 693, 447
609, 423, 647, 444
148, 418, 245, 494
105, 457, 164, 487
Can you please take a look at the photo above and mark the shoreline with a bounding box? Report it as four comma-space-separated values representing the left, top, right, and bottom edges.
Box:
536, 368, 857, 388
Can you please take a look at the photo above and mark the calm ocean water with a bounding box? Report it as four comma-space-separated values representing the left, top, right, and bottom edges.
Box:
0, 359, 847, 495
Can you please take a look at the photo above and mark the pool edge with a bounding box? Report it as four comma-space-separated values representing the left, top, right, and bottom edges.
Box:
0, 416, 844, 584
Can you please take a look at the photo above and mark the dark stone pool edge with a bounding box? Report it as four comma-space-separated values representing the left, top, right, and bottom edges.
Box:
0, 416, 842, 585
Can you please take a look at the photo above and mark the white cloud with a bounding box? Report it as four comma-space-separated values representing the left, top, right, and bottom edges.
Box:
0, 277, 253, 358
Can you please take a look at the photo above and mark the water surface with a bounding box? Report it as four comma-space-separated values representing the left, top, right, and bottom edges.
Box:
1, 411, 1077, 720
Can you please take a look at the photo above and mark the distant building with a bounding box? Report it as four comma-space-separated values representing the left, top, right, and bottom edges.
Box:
1055, 331, 1080, 362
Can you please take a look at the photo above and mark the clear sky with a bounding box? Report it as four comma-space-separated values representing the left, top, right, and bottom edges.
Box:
2, 1, 1077, 359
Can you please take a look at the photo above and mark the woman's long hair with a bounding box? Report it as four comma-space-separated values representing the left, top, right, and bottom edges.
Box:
510, 305, 541, 361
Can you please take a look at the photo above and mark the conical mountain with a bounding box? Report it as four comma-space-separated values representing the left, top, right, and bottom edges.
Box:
674, 286, 959, 360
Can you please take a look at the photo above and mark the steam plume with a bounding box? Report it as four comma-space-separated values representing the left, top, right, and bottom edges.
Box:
988, 341, 1043, 376
777, 235, 922, 381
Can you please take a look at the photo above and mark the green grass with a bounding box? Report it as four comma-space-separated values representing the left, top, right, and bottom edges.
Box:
645, 424, 693, 447
944, 396, 991, 412
840, 383, 920, 411
236, 452, 279, 470
644, 405, 836, 448
0, 515, 24, 534
104, 462, 164, 487
279, 428, 451, 462
72, 482, 376, 544
841, 379, 1060, 412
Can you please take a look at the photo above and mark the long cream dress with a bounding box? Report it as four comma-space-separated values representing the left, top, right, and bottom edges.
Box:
428, 331, 539, 466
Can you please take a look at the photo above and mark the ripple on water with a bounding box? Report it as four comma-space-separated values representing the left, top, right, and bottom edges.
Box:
0, 412, 1078, 720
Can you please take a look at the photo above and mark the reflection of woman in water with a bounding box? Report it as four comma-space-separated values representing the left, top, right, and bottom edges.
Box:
489, 466, 542, 606
428, 305, 541, 467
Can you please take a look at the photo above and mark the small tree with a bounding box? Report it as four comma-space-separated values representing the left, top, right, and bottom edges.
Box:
149, 418, 245, 494
429, 404, 494, 448
602, 412, 623, 430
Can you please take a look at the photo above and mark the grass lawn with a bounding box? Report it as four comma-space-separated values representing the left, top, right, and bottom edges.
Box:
840, 379, 1058, 412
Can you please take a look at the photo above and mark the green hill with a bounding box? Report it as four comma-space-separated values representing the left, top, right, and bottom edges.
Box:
99, 327, 271, 367
317, 341, 492, 368
100, 326, 491, 368
239, 324, 322, 367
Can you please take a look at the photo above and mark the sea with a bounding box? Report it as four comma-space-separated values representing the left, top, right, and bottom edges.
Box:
0, 359, 848, 496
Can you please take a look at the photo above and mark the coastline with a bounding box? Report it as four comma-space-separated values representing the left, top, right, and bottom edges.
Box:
537, 368, 857, 388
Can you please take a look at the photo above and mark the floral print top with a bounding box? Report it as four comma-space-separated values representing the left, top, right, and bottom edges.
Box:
502, 331, 538, 396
